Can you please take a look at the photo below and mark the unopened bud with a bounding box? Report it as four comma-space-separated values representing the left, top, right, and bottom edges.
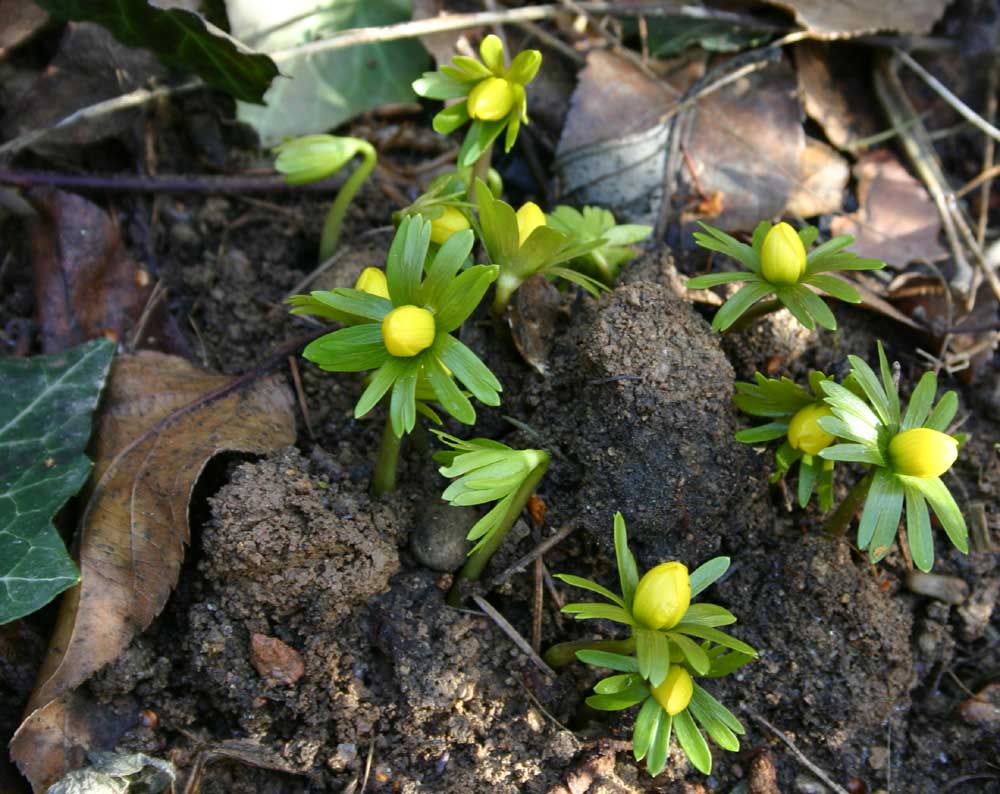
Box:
381, 305, 436, 357
430, 207, 470, 245
467, 77, 515, 121
516, 201, 546, 247
651, 665, 694, 715
788, 404, 835, 455
889, 428, 958, 479
761, 222, 807, 285
631, 561, 691, 631
354, 267, 390, 299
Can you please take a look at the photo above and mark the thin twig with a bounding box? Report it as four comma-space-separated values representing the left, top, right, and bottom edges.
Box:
516, 20, 586, 65
128, 280, 167, 353
749, 712, 851, 794
0, 168, 346, 194
955, 163, 1000, 198
287, 356, 314, 440
532, 555, 544, 653
471, 594, 556, 677
486, 523, 578, 590
895, 49, 1000, 144
977, 60, 999, 247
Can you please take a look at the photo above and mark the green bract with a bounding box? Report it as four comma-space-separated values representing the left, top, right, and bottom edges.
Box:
818, 342, 968, 571
412, 34, 541, 167
546, 205, 652, 286
687, 221, 885, 331
475, 180, 606, 313
297, 216, 502, 438
734, 370, 841, 510
552, 513, 757, 776
434, 432, 550, 556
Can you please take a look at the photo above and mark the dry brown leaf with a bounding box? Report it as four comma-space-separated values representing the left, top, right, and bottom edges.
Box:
831, 150, 947, 266
11, 352, 295, 791
0, 1, 49, 57
508, 274, 565, 376
786, 137, 849, 218
763, 0, 949, 37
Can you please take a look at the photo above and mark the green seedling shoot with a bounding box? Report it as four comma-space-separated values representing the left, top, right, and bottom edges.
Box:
275, 134, 377, 262
687, 220, 884, 332
546, 513, 756, 776
546, 205, 652, 287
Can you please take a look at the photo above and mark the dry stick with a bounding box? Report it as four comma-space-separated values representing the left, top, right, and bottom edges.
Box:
874, 53, 975, 301
515, 19, 586, 65
895, 49, 1000, 145
0, 168, 346, 194
749, 712, 851, 794
955, 162, 1000, 198
287, 355, 315, 440
532, 556, 544, 653
471, 594, 556, 677
976, 61, 998, 247
486, 522, 578, 590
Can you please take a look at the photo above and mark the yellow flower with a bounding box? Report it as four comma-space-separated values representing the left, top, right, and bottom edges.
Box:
788, 404, 835, 455
467, 76, 515, 121
651, 665, 694, 715
354, 267, 390, 300
631, 561, 691, 631
381, 305, 436, 357
761, 222, 807, 285
516, 201, 545, 247
430, 207, 471, 245
889, 428, 958, 478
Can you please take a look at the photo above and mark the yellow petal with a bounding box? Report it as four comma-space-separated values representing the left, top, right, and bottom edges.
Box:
516, 201, 546, 247
761, 222, 807, 285
787, 404, 835, 455
381, 305, 436, 357
651, 665, 693, 716
467, 77, 515, 121
354, 267, 390, 300
430, 206, 470, 245
889, 428, 958, 478
631, 561, 691, 631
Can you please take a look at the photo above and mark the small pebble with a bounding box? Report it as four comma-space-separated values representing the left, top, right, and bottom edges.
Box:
409, 500, 475, 572
249, 633, 305, 685
959, 682, 1000, 730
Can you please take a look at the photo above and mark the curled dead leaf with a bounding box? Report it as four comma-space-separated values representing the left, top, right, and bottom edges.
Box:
761, 0, 949, 37
11, 351, 295, 791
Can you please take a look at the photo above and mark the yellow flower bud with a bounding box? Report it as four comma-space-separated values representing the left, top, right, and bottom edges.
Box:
354, 267, 390, 299
651, 665, 694, 716
467, 77, 515, 121
631, 561, 691, 631
430, 207, 470, 245
761, 222, 807, 285
516, 201, 546, 247
889, 428, 958, 479
381, 305, 436, 357
788, 404, 835, 455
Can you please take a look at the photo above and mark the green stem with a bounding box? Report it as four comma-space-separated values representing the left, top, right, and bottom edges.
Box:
318, 142, 377, 262
544, 638, 637, 669
491, 271, 522, 316
822, 469, 875, 537
589, 251, 615, 287
372, 414, 402, 497
448, 453, 550, 606
726, 297, 781, 333
468, 143, 494, 206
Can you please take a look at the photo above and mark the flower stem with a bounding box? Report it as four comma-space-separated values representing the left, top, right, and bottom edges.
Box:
372, 414, 402, 497
318, 141, 377, 262
491, 272, 522, 316
822, 469, 875, 537
727, 298, 782, 333
468, 143, 494, 206
543, 638, 636, 669
448, 453, 550, 606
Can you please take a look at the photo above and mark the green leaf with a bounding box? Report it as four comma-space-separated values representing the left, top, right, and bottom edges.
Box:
685, 272, 757, 289
432, 102, 471, 134
705, 650, 755, 678
433, 265, 499, 332
797, 453, 817, 507
798, 225, 819, 248
586, 685, 650, 711
613, 512, 639, 610
820, 443, 884, 465
459, 119, 506, 167
421, 230, 475, 308
674, 709, 712, 774
553, 574, 625, 607
734, 422, 788, 444
901, 475, 968, 553
712, 281, 773, 331
314, 289, 393, 322
563, 602, 635, 626
804, 274, 860, 303
575, 650, 640, 673
688, 692, 740, 751
752, 220, 772, 252
847, 352, 893, 427
413, 70, 470, 98
232, 0, 429, 145
774, 286, 818, 330
691, 684, 745, 735
792, 286, 838, 330
633, 697, 661, 762
904, 485, 934, 572
877, 342, 901, 426
647, 710, 672, 777
694, 222, 760, 272
925, 391, 958, 431
672, 624, 757, 658
0, 338, 115, 624
636, 628, 670, 687
680, 603, 736, 627
389, 359, 420, 436
546, 266, 607, 298
594, 673, 641, 694
303, 324, 389, 372
424, 356, 475, 425
434, 335, 502, 407
667, 632, 711, 674
804, 234, 854, 265
642, 16, 769, 57
37, 0, 278, 104
355, 357, 407, 418
689, 557, 730, 598
856, 468, 903, 555
901, 371, 937, 430
475, 179, 519, 266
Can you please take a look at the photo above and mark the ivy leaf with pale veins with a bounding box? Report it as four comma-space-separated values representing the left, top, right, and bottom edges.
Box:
34, 0, 279, 104
0, 337, 116, 624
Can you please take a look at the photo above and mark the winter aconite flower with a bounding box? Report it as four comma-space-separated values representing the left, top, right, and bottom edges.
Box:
651, 665, 694, 715
631, 562, 691, 631
818, 342, 968, 571
516, 201, 546, 246
355, 267, 390, 299
687, 221, 885, 331
430, 206, 471, 245
733, 371, 841, 510
295, 216, 502, 438
412, 34, 541, 167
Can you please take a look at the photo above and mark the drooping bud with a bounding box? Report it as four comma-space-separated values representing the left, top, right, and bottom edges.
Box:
889, 428, 959, 479
354, 267, 390, 299
761, 222, 807, 285
651, 665, 694, 715
467, 77, 515, 121
381, 305, 436, 357
515, 201, 546, 247
274, 134, 357, 185
631, 561, 691, 631
430, 207, 471, 245
788, 403, 835, 455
